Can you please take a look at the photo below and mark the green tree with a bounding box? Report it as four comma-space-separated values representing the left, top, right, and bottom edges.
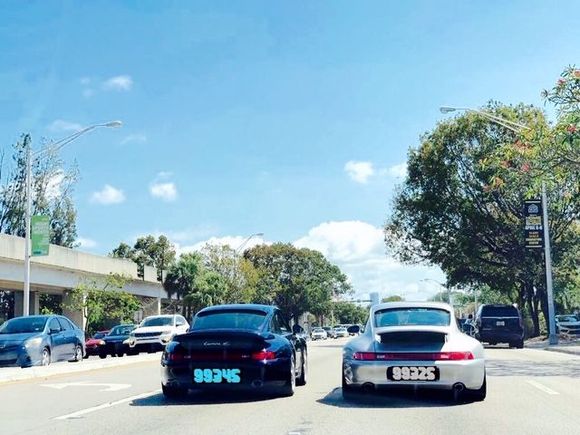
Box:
244, 243, 351, 322
64, 274, 140, 335
382, 295, 405, 302
333, 302, 368, 325
111, 235, 176, 280
0, 134, 79, 247
385, 101, 578, 337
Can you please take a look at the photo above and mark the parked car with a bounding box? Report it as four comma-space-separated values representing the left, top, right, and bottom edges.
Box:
322, 326, 336, 339
342, 302, 486, 402
0, 315, 85, 367
555, 315, 580, 335
127, 315, 189, 353
334, 326, 349, 338
475, 304, 524, 348
311, 327, 327, 340
161, 304, 308, 398
84, 330, 109, 358
99, 324, 136, 358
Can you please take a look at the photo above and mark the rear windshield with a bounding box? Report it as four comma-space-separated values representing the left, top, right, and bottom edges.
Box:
109, 325, 134, 335
0, 317, 47, 334
481, 306, 519, 317
141, 317, 173, 327
375, 308, 450, 327
191, 310, 267, 331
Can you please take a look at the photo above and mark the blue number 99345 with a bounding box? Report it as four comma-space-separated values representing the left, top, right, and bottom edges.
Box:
193, 368, 241, 384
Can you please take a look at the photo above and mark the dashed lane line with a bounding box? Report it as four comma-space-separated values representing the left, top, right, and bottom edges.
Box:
54, 389, 161, 420
525, 380, 559, 395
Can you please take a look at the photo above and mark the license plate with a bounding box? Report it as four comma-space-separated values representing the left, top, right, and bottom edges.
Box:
496, 321, 505, 326
387, 366, 439, 382
193, 368, 241, 384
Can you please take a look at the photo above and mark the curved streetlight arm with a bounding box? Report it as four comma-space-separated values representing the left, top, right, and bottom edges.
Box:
32, 121, 123, 158
440, 107, 529, 133
235, 232, 264, 254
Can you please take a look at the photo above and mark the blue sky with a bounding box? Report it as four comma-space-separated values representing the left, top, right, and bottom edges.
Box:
1, 1, 578, 300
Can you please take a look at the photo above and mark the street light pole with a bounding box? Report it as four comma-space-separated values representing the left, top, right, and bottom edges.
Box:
420, 278, 450, 304
440, 106, 557, 344
22, 121, 122, 316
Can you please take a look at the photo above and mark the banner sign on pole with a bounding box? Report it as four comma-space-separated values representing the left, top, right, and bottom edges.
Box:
524, 199, 543, 249
31, 215, 50, 256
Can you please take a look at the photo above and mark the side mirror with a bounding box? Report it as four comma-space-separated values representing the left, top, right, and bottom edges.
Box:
292, 324, 304, 334
347, 325, 360, 334
49, 327, 60, 334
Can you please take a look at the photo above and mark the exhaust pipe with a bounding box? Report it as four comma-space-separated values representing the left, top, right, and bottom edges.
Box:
453, 383, 465, 393
362, 382, 375, 393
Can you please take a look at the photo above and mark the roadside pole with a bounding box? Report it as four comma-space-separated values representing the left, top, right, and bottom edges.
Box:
542, 182, 558, 345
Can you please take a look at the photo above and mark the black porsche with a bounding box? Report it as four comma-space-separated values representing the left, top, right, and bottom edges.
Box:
161, 304, 308, 398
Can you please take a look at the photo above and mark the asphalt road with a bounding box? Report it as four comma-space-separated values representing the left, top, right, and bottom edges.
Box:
1, 339, 579, 435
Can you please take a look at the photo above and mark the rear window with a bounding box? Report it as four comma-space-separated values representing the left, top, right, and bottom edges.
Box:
191, 310, 267, 331
375, 308, 450, 327
481, 306, 519, 317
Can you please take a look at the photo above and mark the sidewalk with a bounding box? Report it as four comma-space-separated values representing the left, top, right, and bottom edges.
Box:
0, 352, 161, 385
525, 336, 580, 357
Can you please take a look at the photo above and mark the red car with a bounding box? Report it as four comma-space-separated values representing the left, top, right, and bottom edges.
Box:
84, 330, 110, 358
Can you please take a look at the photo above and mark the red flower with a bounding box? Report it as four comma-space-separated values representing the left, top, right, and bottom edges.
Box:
567, 124, 577, 134
521, 163, 531, 173
573, 70, 580, 79
557, 78, 566, 86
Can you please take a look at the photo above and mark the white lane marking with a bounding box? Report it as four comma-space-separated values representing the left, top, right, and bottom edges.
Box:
526, 380, 559, 395
54, 389, 161, 420
42, 382, 131, 392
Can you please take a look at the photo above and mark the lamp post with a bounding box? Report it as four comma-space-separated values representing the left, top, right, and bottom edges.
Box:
440, 106, 557, 345
23, 121, 122, 316
231, 232, 264, 290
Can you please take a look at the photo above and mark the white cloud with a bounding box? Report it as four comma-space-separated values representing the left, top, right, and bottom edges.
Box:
76, 237, 97, 249
386, 162, 407, 178
48, 119, 82, 132
79, 77, 91, 85
90, 184, 125, 205
45, 170, 65, 200
344, 161, 375, 184
150, 182, 177, 201
120, 133, 147, 145
294, 220, 445, 301
102, 75, 133, 91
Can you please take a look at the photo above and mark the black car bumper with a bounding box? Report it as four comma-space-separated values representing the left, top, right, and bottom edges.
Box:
161, 358, 291, 392
478, 331, 523, 344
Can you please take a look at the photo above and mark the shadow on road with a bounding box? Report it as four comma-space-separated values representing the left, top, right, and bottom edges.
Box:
317, 387, 467, 409
130, 390, 282, 407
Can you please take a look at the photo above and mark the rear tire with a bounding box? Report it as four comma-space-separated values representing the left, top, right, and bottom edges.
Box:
278, 358, 296, 397
465, 374, 487, 402
296, 350, 307, 386
162, 384, 187, 399
69, 345, 83, 362
342, 373, 356, 399
516, 339, 524, 349
116, 351, 124, 358
99, 353, 107, 359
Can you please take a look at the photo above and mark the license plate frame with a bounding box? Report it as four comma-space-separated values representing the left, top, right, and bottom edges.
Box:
496, 321, 505, 326
193, 368, 241, 384
387, 366, 439, 382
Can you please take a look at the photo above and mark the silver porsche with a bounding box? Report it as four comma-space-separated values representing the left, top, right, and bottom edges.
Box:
342, 302, 486, 402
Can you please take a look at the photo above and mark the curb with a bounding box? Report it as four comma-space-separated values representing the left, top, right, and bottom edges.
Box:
540, 346, 580, 357
0, 353, 161, 386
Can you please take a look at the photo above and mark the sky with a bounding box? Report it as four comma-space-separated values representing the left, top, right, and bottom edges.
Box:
1, 1, 578, 301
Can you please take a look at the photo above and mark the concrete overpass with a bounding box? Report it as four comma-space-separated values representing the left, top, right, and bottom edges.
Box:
0, 233, 169, 327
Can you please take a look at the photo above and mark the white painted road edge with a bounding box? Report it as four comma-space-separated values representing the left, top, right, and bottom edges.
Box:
0, 353, 162, 385
54, 389, 161, 420
525, 380, 559, 395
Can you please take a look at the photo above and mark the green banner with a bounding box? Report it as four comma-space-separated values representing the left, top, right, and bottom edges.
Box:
31, 215, 50, 256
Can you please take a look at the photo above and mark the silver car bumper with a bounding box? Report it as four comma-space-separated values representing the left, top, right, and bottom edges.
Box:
343, 358, 485, 390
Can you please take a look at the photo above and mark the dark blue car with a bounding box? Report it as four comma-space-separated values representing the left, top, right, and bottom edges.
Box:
0, 315, 85, 367
99, 324, 137, 358
161, 304, 308, 398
